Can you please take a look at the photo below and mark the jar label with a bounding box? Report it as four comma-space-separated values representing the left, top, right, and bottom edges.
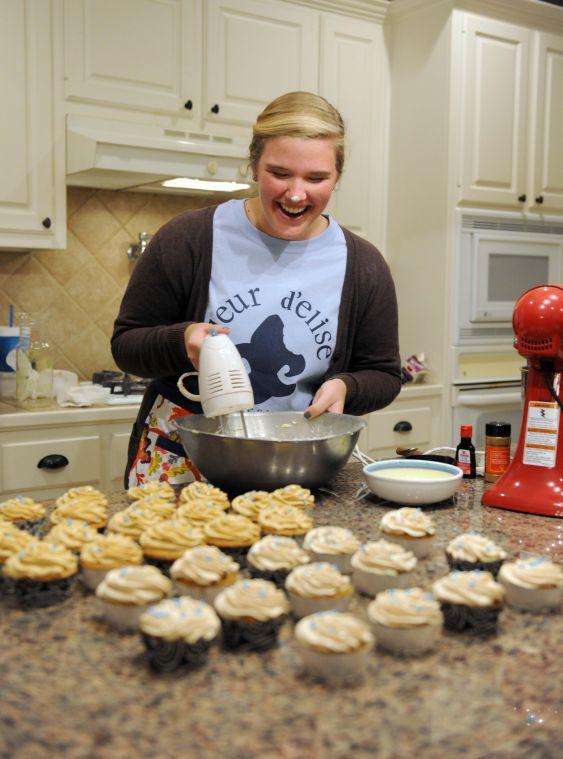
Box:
486, 446, 510, 474
457, 449, 471, 474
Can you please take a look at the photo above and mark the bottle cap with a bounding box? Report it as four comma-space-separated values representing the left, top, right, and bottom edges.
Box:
460, 425, 472, 437
486, 422, 511, 436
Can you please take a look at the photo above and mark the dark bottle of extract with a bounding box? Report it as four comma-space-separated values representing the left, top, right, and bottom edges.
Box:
455, 425, 476, 478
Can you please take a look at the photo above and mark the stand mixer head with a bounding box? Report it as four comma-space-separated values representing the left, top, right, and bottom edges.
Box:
482, 284, 563, 518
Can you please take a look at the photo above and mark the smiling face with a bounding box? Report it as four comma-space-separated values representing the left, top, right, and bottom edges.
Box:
247, 136, 339, 241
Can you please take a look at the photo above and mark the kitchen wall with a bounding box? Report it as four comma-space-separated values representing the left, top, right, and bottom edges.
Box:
0, 188, 214, 380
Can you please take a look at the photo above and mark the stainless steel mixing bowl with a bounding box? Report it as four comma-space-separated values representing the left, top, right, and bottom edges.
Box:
175, 412, 366, 494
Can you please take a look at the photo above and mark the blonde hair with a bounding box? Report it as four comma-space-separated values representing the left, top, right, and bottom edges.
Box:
249, 91, 345, 177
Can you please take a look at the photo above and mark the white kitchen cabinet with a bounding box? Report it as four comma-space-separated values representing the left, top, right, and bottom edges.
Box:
0, 0, 66, 250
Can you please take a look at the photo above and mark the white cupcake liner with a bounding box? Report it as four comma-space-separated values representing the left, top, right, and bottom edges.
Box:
380, 534, 434, 559
99, 599, 149, 632
371, 621, 441, 656
297, 640, 373, 684
307, 551, 353, 575
352, 567, 415, 597
81, 567, 108, 591
499, 577, 562, 613
287, 589, 351, 619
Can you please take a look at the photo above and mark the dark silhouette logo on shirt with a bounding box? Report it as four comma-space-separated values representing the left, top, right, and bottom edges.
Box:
237, 315, 305, 405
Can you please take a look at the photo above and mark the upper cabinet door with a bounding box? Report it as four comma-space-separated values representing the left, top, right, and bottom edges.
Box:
320, 14, 384, 247
459, 16, 530, 209
64, 0, 202, 119
204, 0, 319, 128
530, 32, 563, 213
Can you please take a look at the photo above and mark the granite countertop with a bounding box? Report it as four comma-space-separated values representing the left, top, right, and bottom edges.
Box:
1, 465, 561, 759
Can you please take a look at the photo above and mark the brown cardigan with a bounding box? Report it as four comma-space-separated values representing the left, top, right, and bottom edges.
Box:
111, 204, 401, 482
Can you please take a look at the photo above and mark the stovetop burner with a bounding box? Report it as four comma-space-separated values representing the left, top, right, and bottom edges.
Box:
92, 370, 150, 396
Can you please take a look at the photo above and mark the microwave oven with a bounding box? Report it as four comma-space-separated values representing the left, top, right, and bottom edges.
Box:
456, 217, 563, 343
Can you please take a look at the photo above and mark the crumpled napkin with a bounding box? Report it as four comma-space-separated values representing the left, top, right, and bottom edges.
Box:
54, 372, 111, 407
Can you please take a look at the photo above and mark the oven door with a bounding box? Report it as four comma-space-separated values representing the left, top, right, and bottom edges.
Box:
452, 382, 523, 450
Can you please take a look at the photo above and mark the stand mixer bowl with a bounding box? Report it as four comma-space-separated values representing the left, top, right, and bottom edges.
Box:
175, 412, 366, 494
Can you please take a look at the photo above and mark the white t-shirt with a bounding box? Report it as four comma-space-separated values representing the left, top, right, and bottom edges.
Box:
204, 199, 347, 411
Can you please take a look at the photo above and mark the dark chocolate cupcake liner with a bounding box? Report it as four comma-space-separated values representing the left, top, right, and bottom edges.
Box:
440, 601, 502, 636
141, 634, 212, 672
217, 545, 250, 569
0, 570, 15, 596
12, 575, 77, 610
14, 518, 45, 537
445, 555, 504, 578
143, 556, 174, 577
220, 615, 287, 652
247, 566, 290, 588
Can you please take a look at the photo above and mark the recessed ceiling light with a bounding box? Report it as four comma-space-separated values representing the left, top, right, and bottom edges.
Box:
161, 178, 251, 192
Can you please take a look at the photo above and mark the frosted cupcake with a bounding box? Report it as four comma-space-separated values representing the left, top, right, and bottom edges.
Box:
257, 504, 313, 538
0, 497, 46, 535
203, 514, 260, 566
295, 611, 374, 684
179, 481, 229, 509
351, 539, 418, 597
45, 519, 99, 554
96, 565, 173, 632
214, 579, 289, 651
139, 519, 204, 574
56, 486, 108, 510
270, 484, 314, 509
176, 500, 227, 526
231, 491, 273, 521
247, 535, 310, 586
127, 481, 176, 503
3, 541, 78, 609
171, 545, 240, 603
446, 532, 507, 577
498, 557, 563, 612
367, 588, 443, 656
80, 533, 143, 590
50, 500, 108, 530
107, 505, 163, 540
0, 524, 37, 593
303, 527, 360, 574
432, 570, 505, 635
140, 596, 221, 672
285, 562, 353, 618
379, 508, 435, 558
132, 495, 177, 520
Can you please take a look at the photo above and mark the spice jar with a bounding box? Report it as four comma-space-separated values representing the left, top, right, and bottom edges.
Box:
485, 422, 511, 483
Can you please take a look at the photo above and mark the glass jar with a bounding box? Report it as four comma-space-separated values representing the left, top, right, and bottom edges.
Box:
15, 312, 54, 408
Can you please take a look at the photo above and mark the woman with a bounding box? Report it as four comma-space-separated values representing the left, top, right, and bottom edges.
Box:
112, 91, 401, 487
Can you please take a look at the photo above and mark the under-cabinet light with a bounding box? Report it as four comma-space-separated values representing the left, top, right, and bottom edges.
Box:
161, 178, 251, 192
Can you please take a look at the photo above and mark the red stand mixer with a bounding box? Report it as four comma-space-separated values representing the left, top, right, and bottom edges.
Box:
482, 284, 563, 518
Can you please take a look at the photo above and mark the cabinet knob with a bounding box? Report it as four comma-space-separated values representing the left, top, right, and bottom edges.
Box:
210, 104, 220, 114
393, 421, 412, 433
518, 194, 526, 203
42, 217, 52, 229
37, 454, 69, 470
184, 99, 193, 110
535, 195, 544, 204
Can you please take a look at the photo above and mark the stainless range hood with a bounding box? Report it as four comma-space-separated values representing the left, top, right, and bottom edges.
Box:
66, 115, 253, 195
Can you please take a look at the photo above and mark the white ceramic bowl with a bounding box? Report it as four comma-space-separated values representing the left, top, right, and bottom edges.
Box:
363, 459, 463, 505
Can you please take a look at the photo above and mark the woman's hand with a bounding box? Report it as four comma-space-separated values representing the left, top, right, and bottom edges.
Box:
303, 378, 347, 419
184, 323, 230, 369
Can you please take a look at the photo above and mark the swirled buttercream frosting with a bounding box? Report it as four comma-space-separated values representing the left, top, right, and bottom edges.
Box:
257, 505, 313, 536
80, 533, 143, 570
351, 539, 417, 576
96, 565, 173, 605
131, 495, 177, 519
380, 508, 435, 537
50, 501, 108, 528
270, 484, 314, 509
139, 519, 204, 559
171, 545, 240, 586
248, 536, 310, 571
45, 519, 98, 552
0, 525, 37, 563
140, 596, 220, 643
368, 588, 443, 628
3, 541, 77, 580
304, 527, 360, 556
446, 533, 507, 562
499, 557, 563, 589
107, 506, 163, 538
0, 497, 45, 523
295, 611, 373, 653
55, 486, 108, 509
176, 500, 227, 525
231, 491, 273, 520
214, 579, 289, 621
127, 481, 176, 502
286, 562, 351, 598
433, 571, 504, 607
203, 514, 260, 547
179, 482, 229, 508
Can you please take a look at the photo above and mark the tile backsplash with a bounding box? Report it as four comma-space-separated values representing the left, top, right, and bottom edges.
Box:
0, 188, 213, 380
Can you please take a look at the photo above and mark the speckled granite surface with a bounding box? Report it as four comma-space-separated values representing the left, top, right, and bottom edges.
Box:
1, 465, 562, 759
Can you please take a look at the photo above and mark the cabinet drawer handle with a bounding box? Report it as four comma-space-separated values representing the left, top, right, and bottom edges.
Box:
535, 195, 544, 204
184, 99, 193, 110
393, 421, 412, 433
518, 194, 526, 203
42, 217, 52, 229
210, 104, 220, 114
37, 454, 69, 470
